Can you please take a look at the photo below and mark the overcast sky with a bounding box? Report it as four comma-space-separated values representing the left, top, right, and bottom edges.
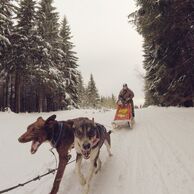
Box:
53, 0, 144, 105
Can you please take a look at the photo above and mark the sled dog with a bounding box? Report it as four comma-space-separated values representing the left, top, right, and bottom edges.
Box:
73, 118, 112, 194
18, 115, 88, 194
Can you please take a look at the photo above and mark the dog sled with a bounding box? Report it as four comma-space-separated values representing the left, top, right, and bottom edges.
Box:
112, 103, 134, 129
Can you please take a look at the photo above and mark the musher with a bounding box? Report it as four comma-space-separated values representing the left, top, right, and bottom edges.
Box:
118, 83, 135, 118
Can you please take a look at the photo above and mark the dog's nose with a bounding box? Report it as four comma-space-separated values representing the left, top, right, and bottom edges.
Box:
18, 137, 24, 143
83, 143, 91, 150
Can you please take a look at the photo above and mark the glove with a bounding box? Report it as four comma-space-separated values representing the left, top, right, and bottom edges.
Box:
117, 100, 123, 105
126, 98, 131, 102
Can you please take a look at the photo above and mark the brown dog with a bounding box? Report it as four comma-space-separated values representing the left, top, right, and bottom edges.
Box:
18, 115, 88, 194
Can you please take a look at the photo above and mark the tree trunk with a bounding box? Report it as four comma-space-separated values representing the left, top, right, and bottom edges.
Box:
5, 76, 10, 109
15, 72, 21, 113
38, 89, 43, 112
2, 83, 6, 111
0, 83, 5, 111
10, 75, 14, 111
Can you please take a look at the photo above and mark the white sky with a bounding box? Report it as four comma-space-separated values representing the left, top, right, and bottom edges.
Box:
53, 0, 145, 105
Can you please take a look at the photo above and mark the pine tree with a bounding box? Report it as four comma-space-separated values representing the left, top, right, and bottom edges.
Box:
0, 0, 13, 49
11, 0, 37, 112
59, 16, 79, 108
130, 0, 194, 107
77, 72, 86, 107
100, 94, 116, 109
37, 0, 60, 45
0, 0, 80, 112
0, 0, 15, 110
36, 0, 68, 111
111, 94, 117, 107
86, 74, 100, 108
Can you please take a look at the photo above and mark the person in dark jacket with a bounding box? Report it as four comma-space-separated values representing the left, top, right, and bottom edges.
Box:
118, 83, 135, 117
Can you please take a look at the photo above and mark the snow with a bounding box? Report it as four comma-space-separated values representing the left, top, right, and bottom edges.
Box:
0, 107, 194, 194
0, 34, 11, 45
49, 67, 60, 76
0, 13, 10, 21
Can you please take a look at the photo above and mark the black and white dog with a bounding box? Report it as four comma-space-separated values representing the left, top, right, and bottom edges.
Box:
73, 118, 112, 194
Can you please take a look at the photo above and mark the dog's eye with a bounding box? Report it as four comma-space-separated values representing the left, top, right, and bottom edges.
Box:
88, 129, 95, 137
75, 130, 83, 137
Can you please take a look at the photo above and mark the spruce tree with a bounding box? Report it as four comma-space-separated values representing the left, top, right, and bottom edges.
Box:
0, 0, 80, 112
0, 0, 15, 110
37, 0, 60, 45
130, 0, 194, 107
100, 95, 116, 109
59, 16, 79, 108
77, 73, 86, 107
8, 0, 37, 112
86, 74, 100, 108
0, 0, 13, 49
36, 0, 68, 111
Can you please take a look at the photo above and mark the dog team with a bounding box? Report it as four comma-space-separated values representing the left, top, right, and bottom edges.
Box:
18, 115, 112, 194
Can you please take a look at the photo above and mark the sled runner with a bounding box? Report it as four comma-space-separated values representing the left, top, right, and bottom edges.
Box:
112, 104, 134, 129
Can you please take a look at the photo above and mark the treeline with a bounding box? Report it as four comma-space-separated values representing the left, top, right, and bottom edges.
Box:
78, 74, 116, 109
0, 0, 79, 112
100, 95, 116, 109
130, 0, 194, 107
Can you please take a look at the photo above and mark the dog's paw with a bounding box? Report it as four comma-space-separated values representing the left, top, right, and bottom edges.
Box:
109, 152, 113, 157
79, 176, 86, 185
95, 168, 100, 174
95, 161, 102, 174
83, 184, 89, 194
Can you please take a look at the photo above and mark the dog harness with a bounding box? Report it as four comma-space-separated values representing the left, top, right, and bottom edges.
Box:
51, 122, 64, 148
92, 137, 100, 148
91, 124, 106, 149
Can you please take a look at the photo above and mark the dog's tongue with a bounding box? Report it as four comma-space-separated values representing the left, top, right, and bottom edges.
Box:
31, 141, 40, 154
82, 150, 90, 159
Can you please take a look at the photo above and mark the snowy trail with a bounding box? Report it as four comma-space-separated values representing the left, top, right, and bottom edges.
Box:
0, 107, 194, 194
59, 107, 194, 194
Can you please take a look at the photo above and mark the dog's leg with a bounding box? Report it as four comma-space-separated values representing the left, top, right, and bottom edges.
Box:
50, 154, 68, 194
93, 150, 101, 174
104, 139, 113, 157
95, 157, 102, 174
83, 160, 96, 194
76, 153, 86, 185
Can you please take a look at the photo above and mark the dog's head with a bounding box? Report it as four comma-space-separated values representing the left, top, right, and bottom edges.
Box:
74, 118, 100, 159
18, 115, 56, 154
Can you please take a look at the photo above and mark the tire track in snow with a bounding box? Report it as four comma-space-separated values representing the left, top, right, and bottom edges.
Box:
154, 113, 194, 181
58, 108, 194, 194
132, 112, 170, 194
142, 111, 194, 194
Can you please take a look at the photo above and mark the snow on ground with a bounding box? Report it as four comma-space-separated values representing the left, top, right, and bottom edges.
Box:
0, 107, 194, 194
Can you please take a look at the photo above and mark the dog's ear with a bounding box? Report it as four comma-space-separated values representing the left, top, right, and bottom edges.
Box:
37, 116, 43, 121
92, 118, 96, 127
44, 115, 57, 130
36, 117, 45, 126
71, 120, 80, 131
46, 115, 56, 122
66, 120, 74, 128
44, 115, 57, 127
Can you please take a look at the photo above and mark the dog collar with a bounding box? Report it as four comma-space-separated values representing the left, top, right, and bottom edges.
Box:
51, 122, 63, 148
92, 137, 100, 149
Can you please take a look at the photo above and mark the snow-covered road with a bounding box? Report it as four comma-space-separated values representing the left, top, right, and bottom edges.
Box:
0, 107, 194, 194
